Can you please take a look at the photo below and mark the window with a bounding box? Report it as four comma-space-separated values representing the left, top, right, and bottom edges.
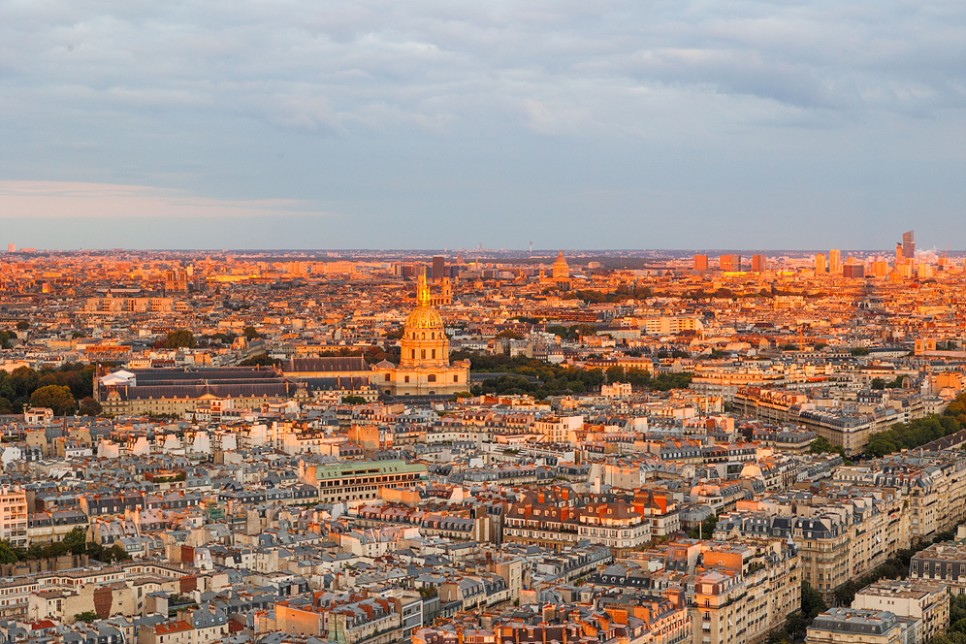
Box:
428, 375, 436, 383
384, 374, 390, 382
454, 375, 459, 382
404, 376, 410, 383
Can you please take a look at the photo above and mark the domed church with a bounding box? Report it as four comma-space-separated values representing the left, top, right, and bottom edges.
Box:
371, 273, 471, 397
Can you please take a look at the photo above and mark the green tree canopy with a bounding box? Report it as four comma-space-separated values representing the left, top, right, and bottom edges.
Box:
78, 397, 103, 416
163, 329, 196, 349
29, 384, 76, 415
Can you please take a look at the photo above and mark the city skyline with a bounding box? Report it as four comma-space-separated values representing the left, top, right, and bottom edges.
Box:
2, 1, 965, 250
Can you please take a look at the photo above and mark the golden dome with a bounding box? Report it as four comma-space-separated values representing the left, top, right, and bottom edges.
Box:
405, 305, 444, 330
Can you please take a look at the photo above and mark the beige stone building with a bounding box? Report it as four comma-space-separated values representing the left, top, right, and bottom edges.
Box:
852, 579, 949, 643
806, 608, 906, 644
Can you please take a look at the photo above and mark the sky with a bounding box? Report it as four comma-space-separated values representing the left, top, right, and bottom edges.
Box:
1, 0, 964, 251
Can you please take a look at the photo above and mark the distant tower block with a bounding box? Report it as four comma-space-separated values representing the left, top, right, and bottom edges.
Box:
751, 254, 767, 273
814, 253, 827, 274
829, 249, 842, 275
6, 244, 14, 253
902, 230, 915, 259
694, 254, 709, 271
718, 254, 740, 272
431, 255, 446, 281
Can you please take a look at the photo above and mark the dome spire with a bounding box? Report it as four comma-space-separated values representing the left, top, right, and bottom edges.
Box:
416, 271, 431, 307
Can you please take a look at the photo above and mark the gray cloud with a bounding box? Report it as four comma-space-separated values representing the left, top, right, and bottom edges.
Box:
1, 0, 964, 248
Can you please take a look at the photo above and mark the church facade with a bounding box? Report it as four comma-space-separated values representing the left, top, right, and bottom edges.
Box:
371, 274, 471, 397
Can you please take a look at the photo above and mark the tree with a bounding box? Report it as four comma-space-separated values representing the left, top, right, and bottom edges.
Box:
163, 329, 196, 349
0, 540, 20, 564
74, 611, 99, 623
871, 377, 886, 390
9, 366, 39, 400
15, 321, 29, 331
29, 385, 76, 415
62, 527, 88, 555
243, 326, 259, 340
606, 365, 626, 383
78, 397, 103, 416
239, 353, 277, 367
687, 515, 718, 539
341, 395, 367, 405
801, 581, 827, 619
809, 437, 846, 458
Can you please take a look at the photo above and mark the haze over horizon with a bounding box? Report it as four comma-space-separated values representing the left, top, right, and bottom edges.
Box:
2, 0, 964, 250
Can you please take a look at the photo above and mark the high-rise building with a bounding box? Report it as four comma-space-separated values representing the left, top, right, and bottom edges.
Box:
751, 254, 767, 273
693, 254, 709, 272
895, 243, 904, 266
829, 249, 841, 275
719, 254, 740, 272
6, 243, 14, 253
431, 255, 446, 281
814, 253, 826, 274
902, 230, 915, 259
843, 258, 865, 279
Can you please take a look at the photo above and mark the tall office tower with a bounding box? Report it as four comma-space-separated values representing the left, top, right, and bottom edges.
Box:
815, 253, 827, 274
719, 254, 740, 272
694, 254, 709, 271
902, 231, 915, 259
6, 244, 14, 253
431, 255, 446, 281
751, 254, 767, 273
829, 249, 842, 275
895, 243, 904, 266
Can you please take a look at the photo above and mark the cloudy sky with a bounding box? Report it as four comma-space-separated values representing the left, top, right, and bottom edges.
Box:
1, 0, 964, 250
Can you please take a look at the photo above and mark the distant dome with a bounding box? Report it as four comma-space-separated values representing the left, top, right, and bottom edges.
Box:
552, 251, 570, 279
405, 305, 444, 330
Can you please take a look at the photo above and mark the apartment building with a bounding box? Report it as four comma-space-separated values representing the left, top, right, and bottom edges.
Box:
852, 579, 949, 643
0, 487, 28, 547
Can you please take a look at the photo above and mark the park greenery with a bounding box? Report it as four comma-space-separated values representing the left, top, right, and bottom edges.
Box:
28, 384, 76, 415
161, 329, 196, 349
864, 393, 966, 457
0, 363, 95, 415
560, 285, 653, 303
454, 353, 692, 399
0, 527, 131, 565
